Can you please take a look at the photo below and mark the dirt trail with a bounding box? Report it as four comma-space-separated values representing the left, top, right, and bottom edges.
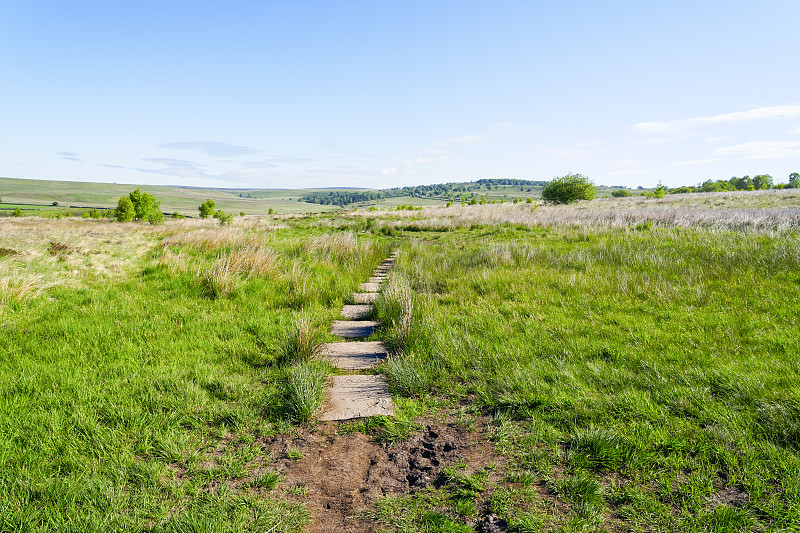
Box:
263, 416, 506, 532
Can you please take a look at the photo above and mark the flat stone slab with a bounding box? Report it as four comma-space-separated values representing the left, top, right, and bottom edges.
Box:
368, 277, 385, 284
330, 320, 379, 338
359, 282, 381, 292
320, 341, 388, 369
318, 375, 394, 421
340, 304, 374, 320
353, 292, 378, 304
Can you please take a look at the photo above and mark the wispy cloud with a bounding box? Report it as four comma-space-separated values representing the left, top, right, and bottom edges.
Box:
57, 151, 82, 162
159, 141, 258, 157
717, 141, 800, 159
139, 158, 211, 178
674, 158, 718, 166
449, 134, 490, 144
790, 126, 800, 134
541, 143, 605, 159
633, 105, 800, 134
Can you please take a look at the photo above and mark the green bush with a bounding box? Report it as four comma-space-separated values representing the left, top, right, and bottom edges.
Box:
114, 196, 135, 222
213, 209, 233, 225
12, 207, 23, 217
198, 198, 215, 219
541, 173, 596, 204
611, 189, 632, 198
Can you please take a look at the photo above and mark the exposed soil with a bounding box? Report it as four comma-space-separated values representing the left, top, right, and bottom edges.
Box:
260, 416, 507, 532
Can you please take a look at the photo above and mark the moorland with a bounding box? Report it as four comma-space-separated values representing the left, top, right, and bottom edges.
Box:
1, 183, 799, 532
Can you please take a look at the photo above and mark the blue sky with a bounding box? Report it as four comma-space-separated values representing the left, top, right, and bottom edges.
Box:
2, 1, 799, 189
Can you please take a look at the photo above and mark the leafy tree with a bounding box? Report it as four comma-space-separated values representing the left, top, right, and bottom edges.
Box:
128, 189, 161, 221
114, 196, 135, 222
198, 198, 215, 218
788, 172, 800, 188
213, 209, 233, 225
753, 174, 774, 190
541, 173, 597, 204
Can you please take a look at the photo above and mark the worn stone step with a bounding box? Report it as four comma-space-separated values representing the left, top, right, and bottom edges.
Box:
352, 292, 378, 304
318, 375, 394, 421
330, 320, 379, 338
340, 304, 373, 320
358, 282, 381, 292
368, 277, 385, 284
320, 341, 388, 369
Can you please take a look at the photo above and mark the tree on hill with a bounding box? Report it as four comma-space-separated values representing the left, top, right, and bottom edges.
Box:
199, 199, 216, 218
541, 173, 597, 204
114, 196, 135, 222
114, 190, 163, 223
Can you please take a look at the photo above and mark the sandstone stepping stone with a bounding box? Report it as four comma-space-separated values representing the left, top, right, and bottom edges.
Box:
318, 375, 394, 421
359, 282, 381, 292
320, 341, 388, 369
353, 292, 378, 304
340, 304, 373, 320
330, 320, 379, 338
368, 277, 385, 284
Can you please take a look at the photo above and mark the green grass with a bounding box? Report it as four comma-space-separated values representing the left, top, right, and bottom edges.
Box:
3, 200, 799, 531
0, 218, 393, 531
375, 223, 800, 531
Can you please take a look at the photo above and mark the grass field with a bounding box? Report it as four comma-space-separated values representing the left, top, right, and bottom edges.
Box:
2, 192, 798, 531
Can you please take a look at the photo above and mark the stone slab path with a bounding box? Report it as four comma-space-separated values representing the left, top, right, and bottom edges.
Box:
353, 292, 378, 304
317, 375, 393, 421
340, 304, 373, 320
320, 341, 388, 370
330, 320, 380, 338
318, 252, 397, 421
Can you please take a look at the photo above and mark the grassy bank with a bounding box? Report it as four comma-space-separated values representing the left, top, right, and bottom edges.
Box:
0, 216, 392, 531
373, 223, 799, 531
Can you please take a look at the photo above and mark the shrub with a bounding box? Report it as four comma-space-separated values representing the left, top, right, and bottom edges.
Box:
198, 198, 215, 219
114, 196, 135, 222
541, 173, 597, 204
611, 189, 632, 198
213, 209, 233, 225
12, 207, 23, 217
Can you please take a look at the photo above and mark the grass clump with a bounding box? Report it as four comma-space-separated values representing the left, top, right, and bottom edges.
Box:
283, 361, 327, 422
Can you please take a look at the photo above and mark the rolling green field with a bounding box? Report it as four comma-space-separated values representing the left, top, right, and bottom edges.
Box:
2, 195, 799, 531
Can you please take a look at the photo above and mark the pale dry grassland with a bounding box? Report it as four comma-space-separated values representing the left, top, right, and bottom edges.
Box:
353, 189, 800, 233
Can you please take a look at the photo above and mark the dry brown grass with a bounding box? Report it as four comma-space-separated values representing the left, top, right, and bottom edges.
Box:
356, 198, 800, 233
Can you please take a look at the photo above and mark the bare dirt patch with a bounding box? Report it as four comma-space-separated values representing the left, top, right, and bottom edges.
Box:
260, 416, 507, 532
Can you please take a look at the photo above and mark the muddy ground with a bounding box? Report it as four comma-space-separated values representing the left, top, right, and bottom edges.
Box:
260, 415, 508, 532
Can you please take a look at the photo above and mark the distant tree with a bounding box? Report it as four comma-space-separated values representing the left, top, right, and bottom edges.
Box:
52, 201, 59, 206
753, 174, 774, 190
114, 196, 135, 222
198, 199, 215, 218
788, 172, 800, 188
213, 209, 233, 225
12, 207, 23, 217
541, 173, 597, 204
128, 189, 161, 222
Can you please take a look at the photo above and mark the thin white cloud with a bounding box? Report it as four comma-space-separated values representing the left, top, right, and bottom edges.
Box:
449, 134, 490, 145
381, 168, 397, 176
159, 141, 258, 157
790, 126, 800, 134
717, 141, 800, 159
541, 143, 605, 159
633, 105, 800, 134
674, 158, 718, 166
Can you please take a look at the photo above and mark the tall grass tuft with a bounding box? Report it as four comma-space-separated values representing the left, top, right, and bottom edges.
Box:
381, 353, 429, 397
284, 361, 327, 422
280, 311, 321, 364
200, 256, 239, 299
0, 275, 59, 310
375, 275, 417, 353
